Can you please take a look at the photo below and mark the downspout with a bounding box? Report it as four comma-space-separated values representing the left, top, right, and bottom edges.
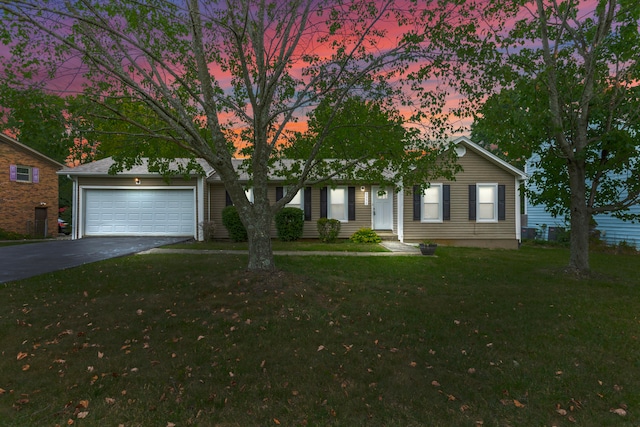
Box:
515, 178, 522, 244
68, 174, 79, 240
397, 185, 404, 242
197, 176, 205, 241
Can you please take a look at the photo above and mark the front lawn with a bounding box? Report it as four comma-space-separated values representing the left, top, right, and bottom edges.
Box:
0, 246, 638, 426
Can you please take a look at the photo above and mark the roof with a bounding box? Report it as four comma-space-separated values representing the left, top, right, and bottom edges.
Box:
57, 137, 526, 182
0, 132, 65, 169
58, 157, 215, 177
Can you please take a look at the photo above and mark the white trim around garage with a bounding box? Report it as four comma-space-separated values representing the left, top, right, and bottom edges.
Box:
78, 186, 198, 239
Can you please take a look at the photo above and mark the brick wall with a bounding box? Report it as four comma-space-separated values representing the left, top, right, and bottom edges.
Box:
0, 142, 60, 237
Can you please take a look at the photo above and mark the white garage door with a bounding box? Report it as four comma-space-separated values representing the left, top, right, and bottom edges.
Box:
84, 189, 195, 236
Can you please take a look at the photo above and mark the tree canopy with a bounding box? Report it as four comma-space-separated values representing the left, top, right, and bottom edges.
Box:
0, 0, 496, 271
472, 0, 640, 275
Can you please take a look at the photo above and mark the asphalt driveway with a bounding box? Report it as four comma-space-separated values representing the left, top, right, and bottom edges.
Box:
0, 237, 190, 284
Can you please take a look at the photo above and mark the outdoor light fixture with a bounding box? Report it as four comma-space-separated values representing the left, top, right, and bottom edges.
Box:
360, 186, 365, 192
135, 178, 141, 185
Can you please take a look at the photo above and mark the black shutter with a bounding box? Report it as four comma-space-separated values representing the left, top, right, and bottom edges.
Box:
304, 187, 312, 221
413, 185, 421, 221
443, 184, 451, 221
320, 187, 328, 218
468, 185, 476, 220
348, 186, 356, 221
225, 191, 232, 206
498, 184, 506, 221
276, 186, 283, 201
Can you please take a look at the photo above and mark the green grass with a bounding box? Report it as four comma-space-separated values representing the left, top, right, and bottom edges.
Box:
167, 239, 390, 252
0, 246, 638, 426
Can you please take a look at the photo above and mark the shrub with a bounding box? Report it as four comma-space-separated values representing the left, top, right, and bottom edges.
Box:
199, 221, 216, 242
221, 206, 248, 242
275, 207, 304, 242
350, 228, 381, 244
317, 218, 341, 243
0, 228, 30, 240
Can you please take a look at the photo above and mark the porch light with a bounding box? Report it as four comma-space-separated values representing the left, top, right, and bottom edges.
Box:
135, 178, 141, 185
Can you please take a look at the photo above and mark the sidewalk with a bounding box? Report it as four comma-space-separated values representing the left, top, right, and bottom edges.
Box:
139, 241, 422, 256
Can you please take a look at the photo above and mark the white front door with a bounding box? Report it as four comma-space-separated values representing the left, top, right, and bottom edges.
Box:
372, 186, 393, 230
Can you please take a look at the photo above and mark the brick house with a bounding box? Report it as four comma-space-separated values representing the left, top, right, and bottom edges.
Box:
0, 132, 64, 237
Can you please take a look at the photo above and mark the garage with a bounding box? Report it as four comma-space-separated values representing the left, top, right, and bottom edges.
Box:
83, 188, 196, 236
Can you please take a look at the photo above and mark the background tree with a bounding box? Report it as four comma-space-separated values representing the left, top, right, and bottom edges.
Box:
1, 0, 490, 272
472, 0, 640, 275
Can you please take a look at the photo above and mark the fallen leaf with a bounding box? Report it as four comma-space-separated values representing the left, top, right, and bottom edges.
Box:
16, 352, 28, 361
468, 368, 476, 374
197, 335, 205, 341
409, 361, 417, 367
167, 423, 176, 427
317, 345, 326, 352
0, 388, 5, 395
273, 419, 280, 425
78, 400, 89, 409
431, 380, 441, 387
77, 411, 89, 419
22, 364, 30, 371
557, 408, 567, 416
105, 397, 116, 405
514, 399, 525, 408
97, 352, 104, 359
610, 408, 627, 416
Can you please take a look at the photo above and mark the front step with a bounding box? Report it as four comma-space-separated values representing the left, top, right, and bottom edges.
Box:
376, 231, 398, 241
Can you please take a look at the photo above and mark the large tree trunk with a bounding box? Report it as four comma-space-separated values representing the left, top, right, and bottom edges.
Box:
242, 203, 276, 272
567, 160, 590, 275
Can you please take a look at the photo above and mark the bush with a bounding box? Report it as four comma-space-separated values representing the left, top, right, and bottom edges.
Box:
350, 228, 381, 244
317, 218, 341, 243
199, 221, 216, 242
275, 207, 304, 242
0, 228, 30, 240
221, 206, 248, 242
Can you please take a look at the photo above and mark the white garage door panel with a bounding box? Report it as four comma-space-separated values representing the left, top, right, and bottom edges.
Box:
85, 189, 195, 236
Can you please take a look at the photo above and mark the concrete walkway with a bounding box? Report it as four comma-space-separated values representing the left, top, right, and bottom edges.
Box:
139, 240, 422, 256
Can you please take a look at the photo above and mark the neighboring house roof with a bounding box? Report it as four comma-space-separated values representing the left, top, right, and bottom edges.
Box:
0, 132, 65, 169
58, 157, 215, 178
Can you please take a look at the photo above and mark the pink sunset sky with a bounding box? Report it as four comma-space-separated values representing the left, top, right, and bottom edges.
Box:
0, 0, 602, 147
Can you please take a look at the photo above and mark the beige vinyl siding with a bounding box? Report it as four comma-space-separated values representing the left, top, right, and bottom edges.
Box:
208, 183, 375, 240
403, 149, 519, 248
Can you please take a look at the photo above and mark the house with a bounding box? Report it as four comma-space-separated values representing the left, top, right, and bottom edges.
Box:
59, 136, 526, 248
0, 133, 64, 237
524, 163, 640, 248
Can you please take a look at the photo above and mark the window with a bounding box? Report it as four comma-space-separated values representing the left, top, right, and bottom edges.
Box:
285, 189, 302, 209
320, 186, 355, 221
422, 184, 442, 222
477, 184, 498, 222
245, 188, 254, 203
329, 187, 348, 221
9, 165, 39, 183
